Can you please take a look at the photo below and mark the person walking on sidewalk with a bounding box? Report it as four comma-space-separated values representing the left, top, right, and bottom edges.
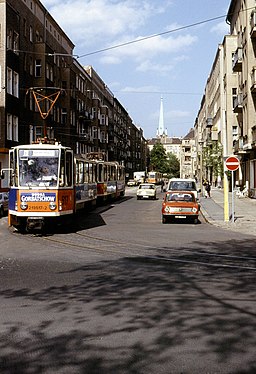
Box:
203, 179, 211, 198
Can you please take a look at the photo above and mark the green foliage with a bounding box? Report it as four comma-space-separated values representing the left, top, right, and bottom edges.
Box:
203, 141, 223, 177
149, 143, 180, 177
166, 152, 180, 178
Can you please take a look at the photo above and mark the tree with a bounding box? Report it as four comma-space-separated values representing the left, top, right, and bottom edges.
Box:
166, 152, 180, 178
149, 143, 167, 173
149, 143, 180, 177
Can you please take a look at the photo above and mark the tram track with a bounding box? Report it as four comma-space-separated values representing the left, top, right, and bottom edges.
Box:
25, 229, 256, 272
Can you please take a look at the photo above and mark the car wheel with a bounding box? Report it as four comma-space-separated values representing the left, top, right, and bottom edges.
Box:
0, 206, 4, 218
193, 217, 198, 224
162, 216, 167, 224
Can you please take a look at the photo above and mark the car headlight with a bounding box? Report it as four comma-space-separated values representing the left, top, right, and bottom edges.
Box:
192, 207, 198, 213
164, 206, 170, 213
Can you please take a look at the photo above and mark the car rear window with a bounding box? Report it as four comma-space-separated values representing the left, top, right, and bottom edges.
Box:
167, 193, 194, 202
169, 181, 196, 190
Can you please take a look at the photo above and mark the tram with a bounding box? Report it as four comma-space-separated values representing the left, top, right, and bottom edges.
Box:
147, 171, 163, 184
1, 142, 125, 232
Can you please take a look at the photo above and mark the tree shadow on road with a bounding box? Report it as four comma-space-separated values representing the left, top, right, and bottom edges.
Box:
0, 237, 256, 373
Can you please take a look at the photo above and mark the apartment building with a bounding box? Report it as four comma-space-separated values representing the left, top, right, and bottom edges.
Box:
226, 0, 256, 197
0, 0, 147, 188
180, 128, 196, 179
195, 0, 256, 197
195, 35, 240, 188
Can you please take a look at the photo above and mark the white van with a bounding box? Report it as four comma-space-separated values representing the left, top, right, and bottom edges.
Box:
166, 178, 201, 200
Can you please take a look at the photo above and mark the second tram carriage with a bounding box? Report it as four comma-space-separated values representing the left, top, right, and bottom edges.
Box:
2, 142, 125, 231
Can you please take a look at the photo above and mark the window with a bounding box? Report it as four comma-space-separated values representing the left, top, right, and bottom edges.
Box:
13, 31, 19, 53
35, 59, 42, 77
13, 116, 18, 141
29, 25, 33, 42
7, 68, 12, 94
232, 126, 238, 136
7, 68, 19, 97
13, 72, 19, 97
7, 114, 18, 141
23, 18, 27, 38
7, 29, 12, 49
61, 108, 67, 125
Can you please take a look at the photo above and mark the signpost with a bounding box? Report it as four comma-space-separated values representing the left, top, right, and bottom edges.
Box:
225, 156, 240, 223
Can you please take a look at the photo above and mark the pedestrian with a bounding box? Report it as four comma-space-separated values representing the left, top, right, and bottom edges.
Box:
160, 179, 164, 192
205, 181, 211, 198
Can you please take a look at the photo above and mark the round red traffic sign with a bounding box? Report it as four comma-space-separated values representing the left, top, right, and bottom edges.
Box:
225, 156, 240, 171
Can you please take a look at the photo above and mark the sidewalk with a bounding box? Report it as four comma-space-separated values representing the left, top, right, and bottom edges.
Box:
199, 187, 256, 236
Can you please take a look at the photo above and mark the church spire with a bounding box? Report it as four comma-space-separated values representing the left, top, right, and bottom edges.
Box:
157, 96, 167, 138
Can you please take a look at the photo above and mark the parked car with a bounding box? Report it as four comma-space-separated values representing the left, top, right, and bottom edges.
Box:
127, 179, 137, 187
166, 178, 201, 200
137, 183, 157, 200
162, 190, 200, 224
0, 191, 9, 217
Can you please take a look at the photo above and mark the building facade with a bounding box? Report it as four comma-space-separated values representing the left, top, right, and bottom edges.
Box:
195, 0, 256, 198
0, 0, 147, 188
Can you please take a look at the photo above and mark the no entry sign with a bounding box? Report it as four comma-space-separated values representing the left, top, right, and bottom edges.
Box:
225, 156, 240, 171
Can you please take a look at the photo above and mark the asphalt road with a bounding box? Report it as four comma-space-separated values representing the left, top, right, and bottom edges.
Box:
0, 187, 256, 373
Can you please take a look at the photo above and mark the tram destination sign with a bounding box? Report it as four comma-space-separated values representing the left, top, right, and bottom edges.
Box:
225, 155, 240, 171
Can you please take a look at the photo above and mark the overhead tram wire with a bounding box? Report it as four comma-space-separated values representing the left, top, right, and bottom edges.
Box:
76, 6, 256, 59
12, 6, 256, 61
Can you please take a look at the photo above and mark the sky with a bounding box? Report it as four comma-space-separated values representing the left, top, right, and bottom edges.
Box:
41, 0, 231, 139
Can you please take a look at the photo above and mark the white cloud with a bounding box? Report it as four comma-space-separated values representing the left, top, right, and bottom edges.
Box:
136, 60, 174, 73
120, 85, 160, 93
210, 21, 229, 35
100, 34, 197, 65
42, 0, 171, 48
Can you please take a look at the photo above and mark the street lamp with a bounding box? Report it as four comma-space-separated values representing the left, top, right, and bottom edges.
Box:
198, 140, 204, 193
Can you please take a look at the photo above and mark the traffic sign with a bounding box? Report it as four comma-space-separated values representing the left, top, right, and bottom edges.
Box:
225, 156, 240, 171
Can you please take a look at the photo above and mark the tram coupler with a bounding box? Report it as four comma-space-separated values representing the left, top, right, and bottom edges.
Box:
26, 217, 45, 232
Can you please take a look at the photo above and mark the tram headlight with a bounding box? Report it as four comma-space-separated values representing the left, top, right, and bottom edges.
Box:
20, 202, 28, 210
49, 202, 57, 210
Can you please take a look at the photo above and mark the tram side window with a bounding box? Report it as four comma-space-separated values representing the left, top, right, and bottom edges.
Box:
85, 163, 89, 183
66, 152, 73, 186
98, 164, 103, 182
109, 165, 115, 181
78, 161, 84, 184
92, 163, 97, 183
60, 150, 73, 187
104, 164, 108, 181
10, 150, 18, 186
75, 161, 79, 184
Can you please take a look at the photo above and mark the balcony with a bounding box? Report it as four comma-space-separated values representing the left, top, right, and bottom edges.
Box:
233, 93, 243, 113
78, 133, 91, 143
250, 10, 256, 38
251, 67, 256, 93
232, 47, 243, 72
233, 136, 243, 153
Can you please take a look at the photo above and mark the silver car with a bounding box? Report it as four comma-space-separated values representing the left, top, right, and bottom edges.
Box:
137, 183, 157, 200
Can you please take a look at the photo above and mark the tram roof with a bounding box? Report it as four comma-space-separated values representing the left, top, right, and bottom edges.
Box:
11, 143, 70, 151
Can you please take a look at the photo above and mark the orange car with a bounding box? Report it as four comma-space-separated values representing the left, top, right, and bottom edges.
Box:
162, 190, 200, 224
